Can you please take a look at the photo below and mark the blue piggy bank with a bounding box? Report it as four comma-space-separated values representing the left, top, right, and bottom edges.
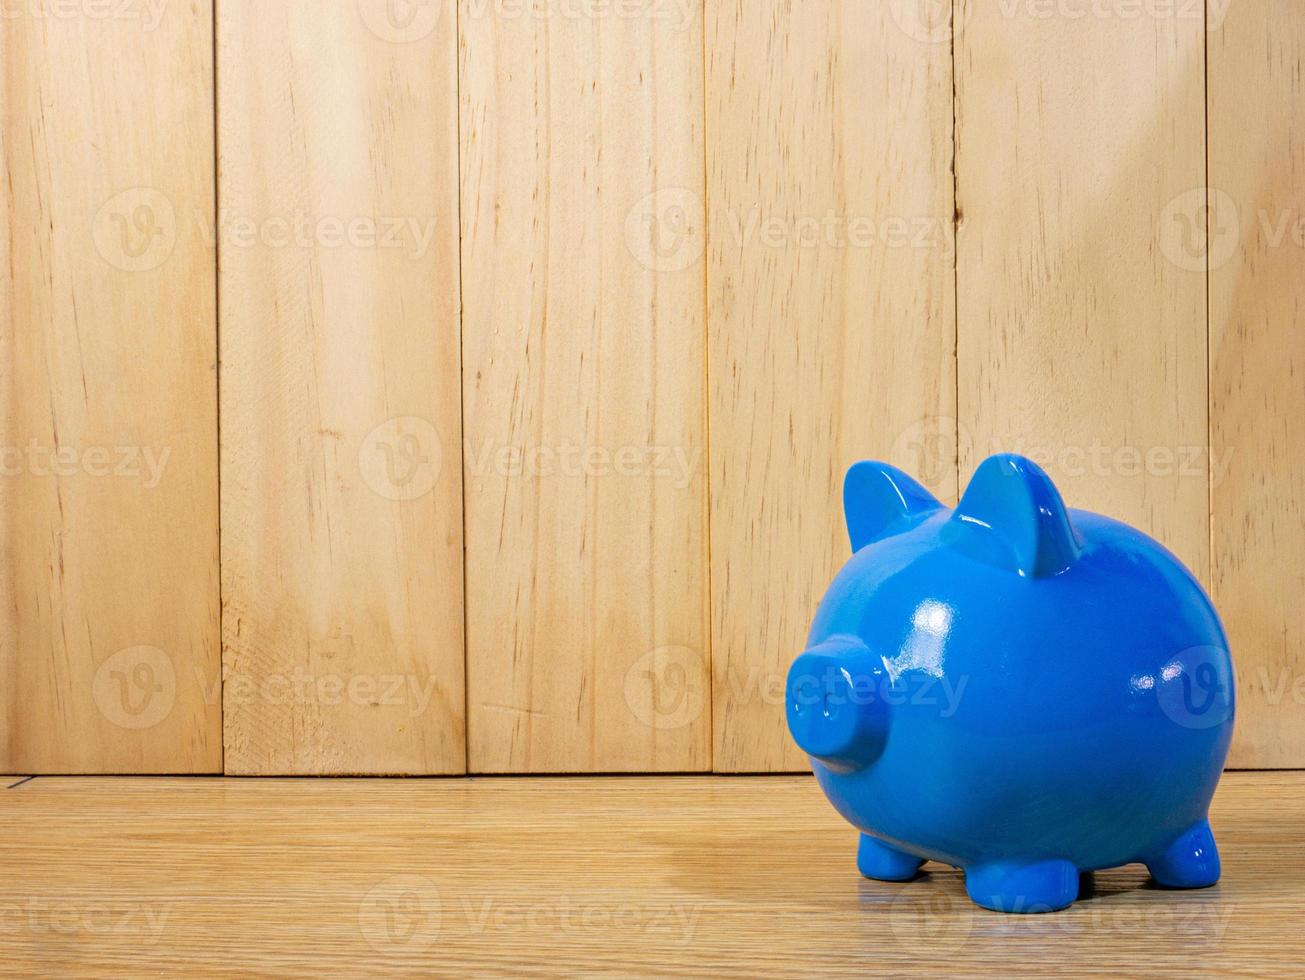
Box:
787, 453, 1234, 913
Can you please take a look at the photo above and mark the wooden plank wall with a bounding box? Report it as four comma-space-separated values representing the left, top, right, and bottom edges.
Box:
2, 0, 1301, 773
0, 5, 220, 772
705, 1, 956, 771
460, 1, 710, 772
218, 1, 465, 774
955, 1, 1210, 579
1209, 0, 1305, 769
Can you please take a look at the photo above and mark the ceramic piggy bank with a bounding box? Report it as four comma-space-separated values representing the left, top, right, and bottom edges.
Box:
786, 453, 1234, 913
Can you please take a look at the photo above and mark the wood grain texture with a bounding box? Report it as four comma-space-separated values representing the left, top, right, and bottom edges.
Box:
1209, 0, 1305, 768
218, 1, 465, 774
706, 1, 956, 771
0, 6, 219, 771
460, 3, 709, 771
0, 772, 1301, 976
954, 0, 1210, 579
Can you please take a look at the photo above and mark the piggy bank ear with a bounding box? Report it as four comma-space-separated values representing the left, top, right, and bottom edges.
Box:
843, 461, 943, 552
949, 454, 1082, 577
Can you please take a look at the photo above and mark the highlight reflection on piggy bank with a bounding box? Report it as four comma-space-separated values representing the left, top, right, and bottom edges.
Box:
787, 454, 1234, 913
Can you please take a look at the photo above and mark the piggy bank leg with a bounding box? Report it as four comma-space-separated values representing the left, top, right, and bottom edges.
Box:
1145, 819, 1221, 889
964, 859, 1079, 913
856, 834, 923, 882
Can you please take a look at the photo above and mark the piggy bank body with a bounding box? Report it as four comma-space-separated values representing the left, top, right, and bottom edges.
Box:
787, 454, 1234, 913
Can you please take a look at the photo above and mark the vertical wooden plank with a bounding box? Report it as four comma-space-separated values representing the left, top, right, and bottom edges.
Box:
1209, 0, 1305, 768
461, 2, 709, 772
707, 2, 957, 771
219, 1, 465, 774
955, 3, 1209, 577
0, 6, 219, 771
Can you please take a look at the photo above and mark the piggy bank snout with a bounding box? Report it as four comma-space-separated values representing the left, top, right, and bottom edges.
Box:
786, 637, 889, 773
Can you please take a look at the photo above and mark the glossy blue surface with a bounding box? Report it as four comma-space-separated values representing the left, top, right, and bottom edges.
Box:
786, 454, 1234, 913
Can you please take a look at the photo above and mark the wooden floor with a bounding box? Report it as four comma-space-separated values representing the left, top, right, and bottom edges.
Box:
0, 772, 1301, 977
